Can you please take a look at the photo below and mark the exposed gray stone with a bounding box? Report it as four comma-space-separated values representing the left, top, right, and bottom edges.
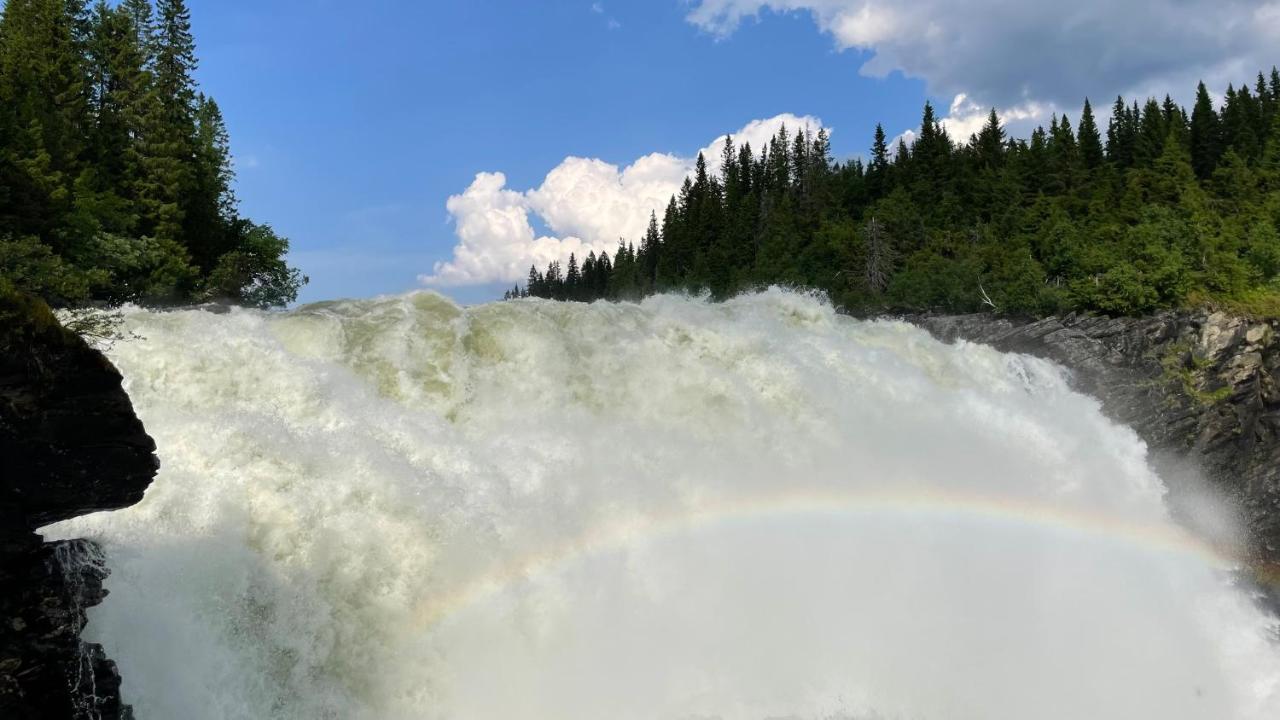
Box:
910, 310, 1280, 589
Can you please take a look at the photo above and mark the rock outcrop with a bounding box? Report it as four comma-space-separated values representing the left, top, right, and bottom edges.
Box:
912, 310, 1280, 593
1, 293, 158, 719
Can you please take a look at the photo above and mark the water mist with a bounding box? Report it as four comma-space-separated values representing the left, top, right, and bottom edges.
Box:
48, 289, 1280, 719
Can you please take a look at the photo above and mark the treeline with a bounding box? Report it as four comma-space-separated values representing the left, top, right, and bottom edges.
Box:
512, 73, 1280, 316
0, 0, 304, 308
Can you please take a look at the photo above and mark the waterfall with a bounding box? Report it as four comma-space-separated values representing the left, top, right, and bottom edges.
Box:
48, 289, 1280, 719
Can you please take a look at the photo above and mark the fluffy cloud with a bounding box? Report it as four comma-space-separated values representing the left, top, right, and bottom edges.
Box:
421, 114, 823, 287
423, 173, 588, 288
525, 153, 689, 250
935, 94, 1053, 142
688, 1, 1280, 135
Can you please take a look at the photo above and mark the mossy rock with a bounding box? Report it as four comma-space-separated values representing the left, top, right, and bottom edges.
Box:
0, 289, 80, 358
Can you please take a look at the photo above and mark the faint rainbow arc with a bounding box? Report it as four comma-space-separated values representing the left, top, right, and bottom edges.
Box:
407, 487, 1270, 633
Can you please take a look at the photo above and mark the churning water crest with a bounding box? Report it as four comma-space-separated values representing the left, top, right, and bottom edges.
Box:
48, 289, 1280, 719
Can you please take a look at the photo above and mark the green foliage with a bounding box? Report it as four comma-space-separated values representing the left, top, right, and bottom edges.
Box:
0, 0, 304, 308
203, 223, 306, 308
82, 231, 199, 300
0, 234, 98, 302
1159, 340, 1235, 406
514, 69, 1280, 319
1246, 220, 1280, 280
886, 248, 980, 312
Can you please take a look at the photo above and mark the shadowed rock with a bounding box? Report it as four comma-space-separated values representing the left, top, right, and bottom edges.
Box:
1, 293, 158, 719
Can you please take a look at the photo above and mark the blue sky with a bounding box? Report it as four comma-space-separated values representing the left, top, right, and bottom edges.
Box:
183, 0, 1280, 304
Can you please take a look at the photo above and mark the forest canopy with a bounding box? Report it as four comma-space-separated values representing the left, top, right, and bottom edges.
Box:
513, 75, 1280, 318
0, 0, 305, 308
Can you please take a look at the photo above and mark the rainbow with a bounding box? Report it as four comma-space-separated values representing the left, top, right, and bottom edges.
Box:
410, 487, 1269, 632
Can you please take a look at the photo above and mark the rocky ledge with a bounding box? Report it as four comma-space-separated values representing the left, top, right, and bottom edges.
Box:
912, 310, 1280, 594
1, 293, 158, 719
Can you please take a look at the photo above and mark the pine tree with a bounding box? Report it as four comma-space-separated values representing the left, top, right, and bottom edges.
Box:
1077, 99, 1104, 170
0, 0, 93, 250
565, 252, 580, 300
1106, 96, 1136, 167
1047, 114, 1081, 195
1189, 81, 1222, 179
1134, 98, 1168, 166
867, 123, 890, 197
77, 0, 154, 240
0, 0, 302, 306
1222, 84, 1262, 161
1023, 126, 1050, 196
911, 101, 952, 197
183, 94, 236, 271
595, 250, 611, 298
638, 210, 660, 291
916, 102, 938, 156
141, 0, 198, 245
657, 182, 690, 286
1259, 112, 1280, 192
975, 109, 1006, 169
720, 134, 739, 200
766, 125, 791, 195
526, 264, 541, 297
120, 0, 154, 53
520, 69, 1280, 317
791, 128, 810, 198
583, 251, 597, 300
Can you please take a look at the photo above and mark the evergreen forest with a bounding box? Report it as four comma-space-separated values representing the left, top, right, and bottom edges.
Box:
0, 0, 305, 308
512, 75, 1280, 317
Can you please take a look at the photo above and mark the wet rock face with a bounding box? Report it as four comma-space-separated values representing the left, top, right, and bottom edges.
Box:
1, 294, 157, 719
0, 538, 132, 719
912, 311, 1280, 565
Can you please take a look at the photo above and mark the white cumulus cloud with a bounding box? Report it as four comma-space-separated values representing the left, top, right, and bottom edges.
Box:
421, 114, 823, 287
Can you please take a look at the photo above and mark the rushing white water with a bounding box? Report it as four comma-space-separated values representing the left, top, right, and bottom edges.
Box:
47, 288, 1280, 720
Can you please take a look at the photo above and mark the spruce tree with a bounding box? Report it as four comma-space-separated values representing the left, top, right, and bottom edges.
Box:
526, 264, 540, 297
120, 0, 154, 53
1047, 114, 1081, 195
1134, 98, 1168, 166
1222, 84, 1262, 161
565, 252, 580, 300
77, 0, 154, 242
867, 123, 890, 197
975, 110, 1006, 169
1077, 99, 1104, 170
1106, 96, 1136, 167
516, 70, 1280, 317
141, 0, 198, 245
1189, 82, 1222, 179
186, 94, 235, 270
639, 211, 660, 291
0, 0, 93, 250
0, 0, 302, 306
720, 134, 739, 200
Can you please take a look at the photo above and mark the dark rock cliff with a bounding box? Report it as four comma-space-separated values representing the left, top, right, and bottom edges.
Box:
1, 293, 158, 719
912, 310, 1280, 593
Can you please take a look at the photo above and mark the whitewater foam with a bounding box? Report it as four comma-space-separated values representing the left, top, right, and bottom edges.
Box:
47, 289, 1280, 719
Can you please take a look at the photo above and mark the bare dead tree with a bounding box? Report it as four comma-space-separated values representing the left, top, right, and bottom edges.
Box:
864, 216, 894, 295
979, 282, 999, 312
58, 307, 144, 350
